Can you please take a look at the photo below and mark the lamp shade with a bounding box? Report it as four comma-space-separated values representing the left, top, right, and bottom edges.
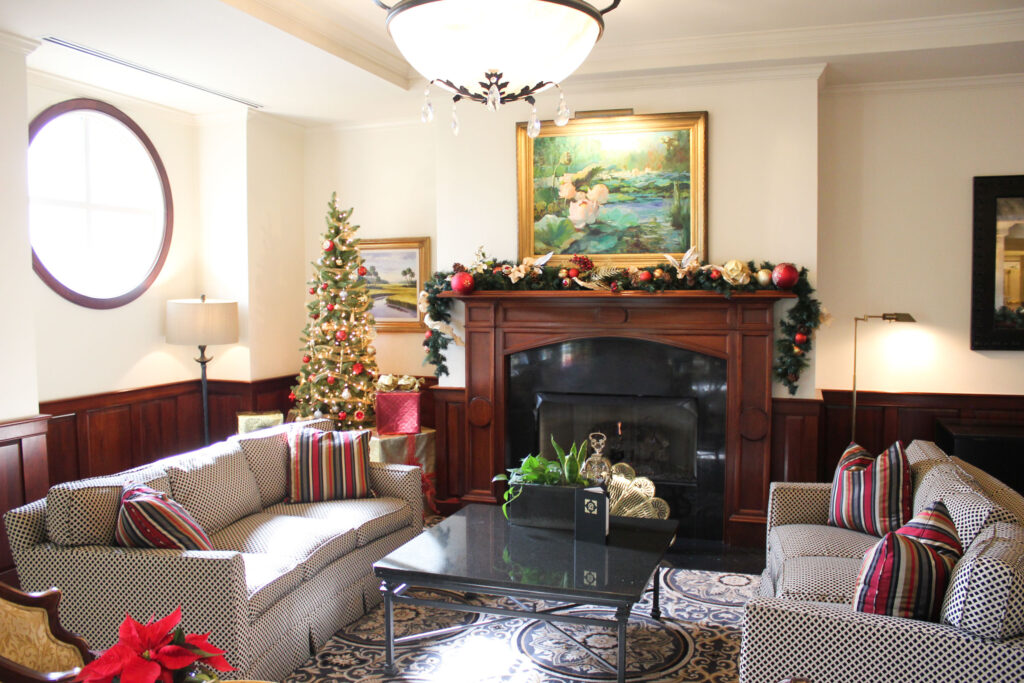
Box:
386, 0, 603, 101
166, 298, 238, 346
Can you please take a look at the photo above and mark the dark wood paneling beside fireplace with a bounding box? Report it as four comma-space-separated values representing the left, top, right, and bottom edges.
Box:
0, 415, 50, 585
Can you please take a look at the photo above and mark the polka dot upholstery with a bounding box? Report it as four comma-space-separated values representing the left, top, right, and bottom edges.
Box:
746, 440, 1024, 682
264, 497, 411, 546
3, 427, 426, 683
229, 419, 333, 508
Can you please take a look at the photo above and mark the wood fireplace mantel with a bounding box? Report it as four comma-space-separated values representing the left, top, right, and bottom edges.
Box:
441, 289, 796, 545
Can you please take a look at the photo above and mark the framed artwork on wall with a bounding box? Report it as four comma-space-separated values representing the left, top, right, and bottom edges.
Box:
971, 175, 1024, 350
516, 111, 707, 267
360, 237, 430, 333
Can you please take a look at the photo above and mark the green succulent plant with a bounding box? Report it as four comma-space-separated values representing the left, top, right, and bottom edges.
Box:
492, 435, 589, 519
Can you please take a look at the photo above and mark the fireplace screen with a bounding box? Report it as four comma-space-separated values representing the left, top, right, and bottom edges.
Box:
535, 392, 698, 482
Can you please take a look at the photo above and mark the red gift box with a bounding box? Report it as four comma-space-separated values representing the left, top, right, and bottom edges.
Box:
375, 391, 421, 434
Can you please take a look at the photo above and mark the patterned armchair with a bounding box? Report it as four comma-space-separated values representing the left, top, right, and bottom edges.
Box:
0, 582, 92, 683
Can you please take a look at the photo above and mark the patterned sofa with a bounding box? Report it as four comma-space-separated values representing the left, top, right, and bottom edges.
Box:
740, 440, 1024, 683
3, 420, 423, 681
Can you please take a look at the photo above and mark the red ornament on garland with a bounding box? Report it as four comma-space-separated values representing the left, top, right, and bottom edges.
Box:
425, 330, 432, 339
322, 240, 334, 251
567, 268, 580, 278
336, 330, 347, 341
561, 278, 572, 288
709, 269, 721, 280
610, 281, 619, 292
772, 263, 799, 289
795, 332, 809, 345
451, 271, 475, 295
638, 270, 653, 282
352, 363, 364, 375
358, 266, 367, 276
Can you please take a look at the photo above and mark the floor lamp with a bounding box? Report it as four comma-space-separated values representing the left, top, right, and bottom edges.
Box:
166, 295, 239, 445
851, 312, 916, 443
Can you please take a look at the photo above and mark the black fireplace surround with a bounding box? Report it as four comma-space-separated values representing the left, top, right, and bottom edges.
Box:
506, 337, 727, 540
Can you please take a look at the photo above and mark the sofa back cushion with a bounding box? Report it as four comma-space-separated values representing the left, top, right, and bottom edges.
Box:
953, 457, 1024, 526
164, 441, 262, 535
828, 442, 912, 536
941, 522, 1024, 640
114, 484, 213, 550
912, 460, 978, 516
46, 467, 168, 546
230, 419, 333, 507
287, 428, 372, 502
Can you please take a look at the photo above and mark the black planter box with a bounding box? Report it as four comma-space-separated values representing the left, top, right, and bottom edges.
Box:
507, 484, 579, 530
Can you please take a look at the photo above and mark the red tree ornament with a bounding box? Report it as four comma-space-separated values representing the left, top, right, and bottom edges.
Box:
353, 363, 364, 375
339, 411, 347, 420
288, 392, 296, 401
327, 304, 335, 311
772, 263, 799, 289
327, 376, 336, 385
354, 410, 365, 421
323, 239, 334, 251
336, 330, 347, 341
358, 266, 367, 276
308, 287, 316, 295
451, 271, 475, 295
425, 330, 432, 339
302, 354, 311, 363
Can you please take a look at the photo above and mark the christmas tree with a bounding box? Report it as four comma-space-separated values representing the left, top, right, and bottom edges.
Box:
290, 194, 378, 429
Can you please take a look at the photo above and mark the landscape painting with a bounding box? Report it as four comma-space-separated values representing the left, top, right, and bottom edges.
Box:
360, 237, 430, 333
517, 111, 707, 267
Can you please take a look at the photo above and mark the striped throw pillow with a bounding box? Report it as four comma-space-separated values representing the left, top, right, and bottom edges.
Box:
828, 441, 912, 536
853, 500, 962, 621
114, 485, 213, 550
287, 428, 372, 502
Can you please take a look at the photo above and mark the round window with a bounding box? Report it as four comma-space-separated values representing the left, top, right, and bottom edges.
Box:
28, 98, 173, 309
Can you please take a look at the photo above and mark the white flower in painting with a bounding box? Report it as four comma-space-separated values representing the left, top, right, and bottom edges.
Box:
587, 183, 609, 204
558, 180, 576, 200
568, 198, 593, 229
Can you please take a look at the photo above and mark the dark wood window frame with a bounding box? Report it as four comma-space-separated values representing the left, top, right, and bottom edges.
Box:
28, 98, 174, 309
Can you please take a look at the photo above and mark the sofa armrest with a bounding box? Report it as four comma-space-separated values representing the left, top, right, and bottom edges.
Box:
370, 462, 423, 534
766, 482, 831, 536
739, 596, 1024, 683
15, 543, 252, 672
4, 498, 48, 561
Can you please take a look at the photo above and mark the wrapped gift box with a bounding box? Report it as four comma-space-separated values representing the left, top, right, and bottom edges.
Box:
375, 391, 421, 434
370, 428, 437, 514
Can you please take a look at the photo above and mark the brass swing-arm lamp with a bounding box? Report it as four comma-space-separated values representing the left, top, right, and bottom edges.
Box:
851, 312, 916, 443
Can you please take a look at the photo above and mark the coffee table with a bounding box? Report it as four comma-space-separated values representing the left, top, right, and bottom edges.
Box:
373, 503, 677, 683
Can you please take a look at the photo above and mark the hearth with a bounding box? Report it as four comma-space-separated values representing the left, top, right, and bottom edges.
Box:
507, 337, 726, 540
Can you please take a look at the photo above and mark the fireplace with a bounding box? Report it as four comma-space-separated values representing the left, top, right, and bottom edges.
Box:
442, 289, 793, 545
507, 337, 727, 540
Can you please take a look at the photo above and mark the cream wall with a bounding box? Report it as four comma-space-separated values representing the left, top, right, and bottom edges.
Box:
304, 121, 437, 377
28, 73, 206, 401
817, 76, 1024, 395
0, 34, 40, 420
246, 111, 308, 380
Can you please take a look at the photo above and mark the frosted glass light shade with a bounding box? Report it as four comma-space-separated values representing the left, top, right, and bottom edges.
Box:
387, 0, 603, 101
166, 299, 239, 346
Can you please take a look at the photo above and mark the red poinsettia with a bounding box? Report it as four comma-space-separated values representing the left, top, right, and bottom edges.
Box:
76, 607, 234, 683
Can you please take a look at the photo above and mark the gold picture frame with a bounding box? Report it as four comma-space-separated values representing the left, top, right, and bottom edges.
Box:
360, 237, 430, 333
517, 111, 707, 267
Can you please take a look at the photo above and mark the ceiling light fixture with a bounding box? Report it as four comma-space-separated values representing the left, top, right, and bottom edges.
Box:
373, 0, 620, 137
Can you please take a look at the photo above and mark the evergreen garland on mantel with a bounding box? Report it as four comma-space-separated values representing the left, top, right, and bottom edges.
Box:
422, 252, 824, 395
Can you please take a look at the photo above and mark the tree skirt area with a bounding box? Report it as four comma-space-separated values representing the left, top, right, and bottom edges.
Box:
283, 569, 758, 683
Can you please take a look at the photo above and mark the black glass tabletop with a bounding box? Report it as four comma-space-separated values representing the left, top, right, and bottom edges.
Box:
374, 504, 678, 603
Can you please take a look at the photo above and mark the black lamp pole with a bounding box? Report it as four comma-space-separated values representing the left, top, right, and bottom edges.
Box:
196, 344, 213, 445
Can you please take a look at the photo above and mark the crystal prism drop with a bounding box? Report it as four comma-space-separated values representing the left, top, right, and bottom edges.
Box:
421, 85, 434, 123
527, 106, 541, 138
451, 105, 460, 136
486, 84, 501, 112
555, 92, 571, 126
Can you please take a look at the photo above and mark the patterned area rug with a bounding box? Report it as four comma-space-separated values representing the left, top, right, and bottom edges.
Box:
283, 569, 758, 682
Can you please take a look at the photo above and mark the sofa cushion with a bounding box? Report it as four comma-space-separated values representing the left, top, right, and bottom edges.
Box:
114, 485, 214, 550
953, 457, 1024, 526
46, 467, 169, 546
912, 461, 978, 516
941, 522, 1024, 640
773, 555, 863, 604
828, 442, 912, 536
943, 488, 1017, 548
852, 501, 961, 621
768, 524, 878, 581
209, 512, 358, 579
286, 429, 372, 502
265, 497, 411, 547
240, 553, 304, 621
163, 441, 262, 536
905, 440, 951, 467
231, 420, 333, 508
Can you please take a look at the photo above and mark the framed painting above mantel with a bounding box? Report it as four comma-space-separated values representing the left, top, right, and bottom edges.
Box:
360, 237, 430, 333
971, 175, 1024, 349
516, 111, 707, 268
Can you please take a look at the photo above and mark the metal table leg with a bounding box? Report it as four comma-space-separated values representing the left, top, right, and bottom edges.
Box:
382, 581, 395, 672
616, 605, 629, 683
651, 566, 662, 620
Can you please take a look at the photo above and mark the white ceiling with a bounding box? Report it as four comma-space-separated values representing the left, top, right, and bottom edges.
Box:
2, 0, 1023, 126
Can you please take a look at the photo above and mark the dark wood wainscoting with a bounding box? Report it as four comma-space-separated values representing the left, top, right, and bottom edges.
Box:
39, 376, 296, 485
430, 387, 1024, 545
0, 415, 50, 585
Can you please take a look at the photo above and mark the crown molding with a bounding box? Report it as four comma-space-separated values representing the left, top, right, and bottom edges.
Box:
582, 8, 1024, 76
0, 30, 39, 56
823, 71, 1024, 96
215, 0, 412, 90
567, 62, 828, 94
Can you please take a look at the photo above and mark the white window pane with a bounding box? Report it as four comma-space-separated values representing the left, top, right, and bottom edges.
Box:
87, 113, 163, 210
28, 115, 87, 203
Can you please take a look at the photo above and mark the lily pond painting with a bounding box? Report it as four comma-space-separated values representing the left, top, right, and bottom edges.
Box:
517, 111, 707, 266
360, 237, 430, 333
